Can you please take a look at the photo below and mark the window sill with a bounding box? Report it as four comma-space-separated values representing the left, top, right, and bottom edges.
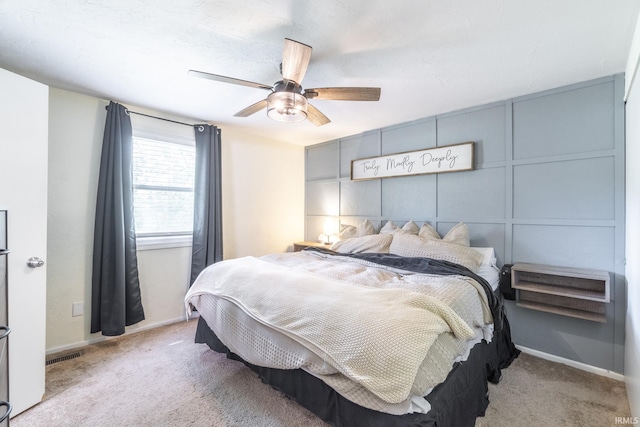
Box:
136, 234, 193, 251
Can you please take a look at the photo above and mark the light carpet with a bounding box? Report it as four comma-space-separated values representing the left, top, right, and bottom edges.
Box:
11, 319, 632, 427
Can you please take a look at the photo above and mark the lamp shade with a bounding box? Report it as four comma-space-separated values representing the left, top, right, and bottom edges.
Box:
267, 90, 308, 122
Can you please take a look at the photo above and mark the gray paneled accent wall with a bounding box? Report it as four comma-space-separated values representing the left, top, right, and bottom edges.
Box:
305, 74, 625, 373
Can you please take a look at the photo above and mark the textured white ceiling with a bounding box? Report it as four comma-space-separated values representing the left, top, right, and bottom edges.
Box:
1, 1, 639, 146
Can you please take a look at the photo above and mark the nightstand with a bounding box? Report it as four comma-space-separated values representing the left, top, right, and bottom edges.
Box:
511, 263, 610, 323
293, 241, 331, 252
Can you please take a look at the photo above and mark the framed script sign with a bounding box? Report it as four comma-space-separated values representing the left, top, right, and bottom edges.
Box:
351, 141, 474, 180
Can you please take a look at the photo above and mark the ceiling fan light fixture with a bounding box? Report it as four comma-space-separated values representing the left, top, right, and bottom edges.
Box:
267, 91, 308, 122
190, 39, 380, 126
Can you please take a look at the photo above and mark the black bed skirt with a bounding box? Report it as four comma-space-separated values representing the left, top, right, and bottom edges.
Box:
195, 316, 519, 427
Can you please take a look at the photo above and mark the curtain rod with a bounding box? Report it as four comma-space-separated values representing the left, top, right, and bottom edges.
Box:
104, 105, 200, 128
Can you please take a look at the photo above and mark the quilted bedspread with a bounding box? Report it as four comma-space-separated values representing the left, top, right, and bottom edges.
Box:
185, 251, 493, 414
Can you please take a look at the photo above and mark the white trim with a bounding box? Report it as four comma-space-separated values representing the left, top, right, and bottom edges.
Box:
45, 315, 193, 356
136, 234, 192, 250
517, 345, 625, 382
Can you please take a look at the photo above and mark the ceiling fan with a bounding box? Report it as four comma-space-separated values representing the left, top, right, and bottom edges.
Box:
188, 38, 381, 126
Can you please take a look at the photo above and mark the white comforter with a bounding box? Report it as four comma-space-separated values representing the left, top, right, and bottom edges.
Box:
185, 251, 493, 415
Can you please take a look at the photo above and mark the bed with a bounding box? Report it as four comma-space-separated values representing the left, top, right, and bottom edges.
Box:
185, 221, 519, 427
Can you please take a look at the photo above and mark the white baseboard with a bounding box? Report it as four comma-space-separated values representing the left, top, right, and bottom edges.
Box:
517, 345, 625, 382
46, 315, 189, 356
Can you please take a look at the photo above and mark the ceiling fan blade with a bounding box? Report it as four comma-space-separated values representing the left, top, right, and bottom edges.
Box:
281, 38, 312, 85
306, 104, 331, 126
234, 99, 268, 117
189, 70, 272, 91
304, 87, 381, 101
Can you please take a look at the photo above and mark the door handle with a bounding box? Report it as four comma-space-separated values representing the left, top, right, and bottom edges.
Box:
27, 257, 45, 268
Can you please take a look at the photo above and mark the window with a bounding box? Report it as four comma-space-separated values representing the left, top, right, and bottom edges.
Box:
132, 137, 196, 239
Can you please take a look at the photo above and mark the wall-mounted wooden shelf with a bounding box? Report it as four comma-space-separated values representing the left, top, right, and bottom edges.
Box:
511, 263, 610, 323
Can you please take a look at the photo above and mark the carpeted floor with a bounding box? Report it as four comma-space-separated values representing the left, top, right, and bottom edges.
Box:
476, 351, 631, 427
11, 319, 632, 427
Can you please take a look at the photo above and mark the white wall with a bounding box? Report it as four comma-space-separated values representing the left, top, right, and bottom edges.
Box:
46, 88, 305, 352
625, 12, 640, 419
221, 127, 305, 258
47, 88, 103, 351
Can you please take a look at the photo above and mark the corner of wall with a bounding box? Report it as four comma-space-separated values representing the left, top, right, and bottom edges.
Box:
221, 127, 305, 258
625, 10, 640, 100
625, 9, 640, 418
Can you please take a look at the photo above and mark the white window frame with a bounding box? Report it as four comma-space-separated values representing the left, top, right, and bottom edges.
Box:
131, 115, 196, 251
136, 234, 192, 251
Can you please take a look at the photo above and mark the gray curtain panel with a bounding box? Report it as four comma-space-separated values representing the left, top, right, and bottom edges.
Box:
190, 124, 223, 285
91, 101, 145, 336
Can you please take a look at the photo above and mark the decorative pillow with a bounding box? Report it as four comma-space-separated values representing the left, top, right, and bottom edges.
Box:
418, 222, 470, 246
331, 234, 392, 254
338, 219, 376, 239
401, 220, 420, 235
389, 233, 484, 272
380, 220, 420, 235
441, 222, 470, 246
379, 220, 398, 235
338, 224, 356, 239
418, 223, 440, 240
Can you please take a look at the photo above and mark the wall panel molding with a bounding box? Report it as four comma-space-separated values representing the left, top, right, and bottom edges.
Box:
305, 74, 625, 373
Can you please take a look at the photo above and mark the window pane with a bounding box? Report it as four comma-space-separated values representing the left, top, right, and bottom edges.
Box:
133, 138, 195, 189
134, 189, 194, 234
132, 137, 195, 235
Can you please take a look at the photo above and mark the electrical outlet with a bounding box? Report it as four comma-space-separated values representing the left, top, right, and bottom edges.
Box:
72, 302, 84, 317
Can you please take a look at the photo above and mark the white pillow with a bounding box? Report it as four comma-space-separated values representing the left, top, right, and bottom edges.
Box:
380, 220, 419, 235
338, 224, 356, 239
418, 223, 440, 240
471, 247, 496, 267
419, 222, 470, 246
331, 234, 392, 254
401, 220, 420, 235
472, 247, 499, 290
339, 219, 376, 239
379, 220, 398, 234
389, 233, 484, 272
